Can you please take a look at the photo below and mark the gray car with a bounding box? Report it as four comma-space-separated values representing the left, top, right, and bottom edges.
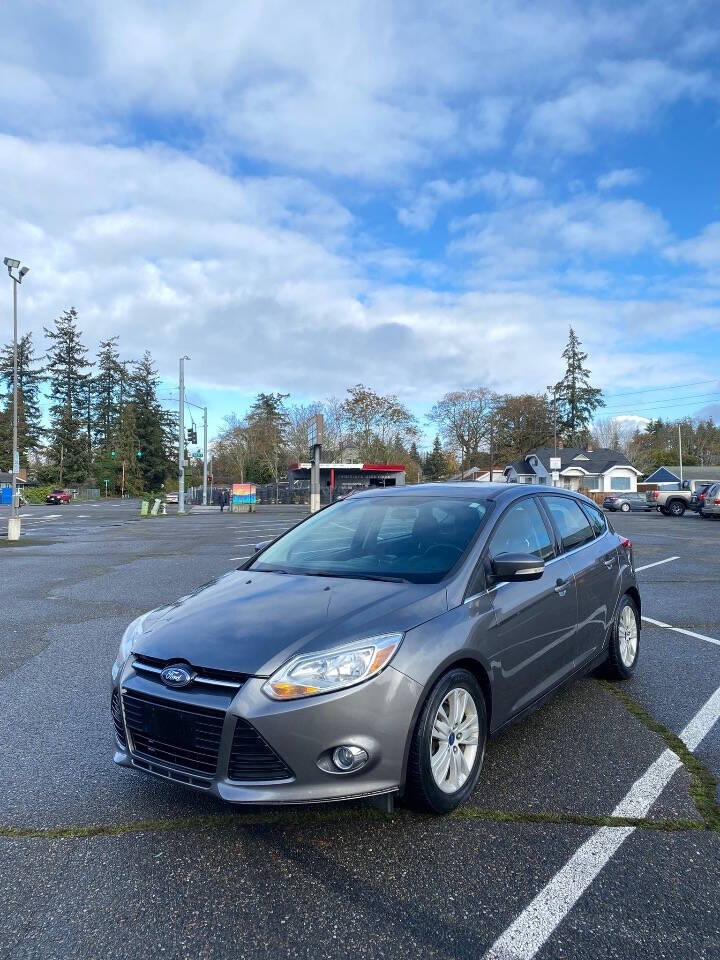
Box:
111, 484, 641, 814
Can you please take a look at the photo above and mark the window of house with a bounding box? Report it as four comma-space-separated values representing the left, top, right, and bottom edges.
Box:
610, 476, 631, 490
541, 496, 595, 551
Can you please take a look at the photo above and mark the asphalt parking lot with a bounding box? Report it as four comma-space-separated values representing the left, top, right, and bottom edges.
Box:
1, 500, 718, 960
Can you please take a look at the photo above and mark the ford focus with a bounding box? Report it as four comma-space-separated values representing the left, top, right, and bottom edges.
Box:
111, 484, 640, 814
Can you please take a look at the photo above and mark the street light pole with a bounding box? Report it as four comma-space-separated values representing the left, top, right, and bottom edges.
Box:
4, 257, 29, 541
202, 406, 208, 506
178, 357, 190, 514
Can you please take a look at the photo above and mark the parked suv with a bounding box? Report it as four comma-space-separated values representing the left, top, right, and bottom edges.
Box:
689, 483, 714, 513
700, 483, 720, 519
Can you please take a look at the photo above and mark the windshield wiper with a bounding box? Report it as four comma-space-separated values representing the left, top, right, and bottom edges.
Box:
302, 571, 409, 584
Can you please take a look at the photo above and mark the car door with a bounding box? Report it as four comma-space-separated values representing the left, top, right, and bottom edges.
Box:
479, 496, 579, 721
541, 495, 620, 666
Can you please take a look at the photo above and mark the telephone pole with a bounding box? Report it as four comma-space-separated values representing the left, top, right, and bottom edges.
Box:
202, 406, 208, 506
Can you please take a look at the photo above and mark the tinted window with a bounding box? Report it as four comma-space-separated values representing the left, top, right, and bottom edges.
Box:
583, 501, 607, 536
542, 497, 595, 551
488, 498, 554, 562
251, 495, 491, 584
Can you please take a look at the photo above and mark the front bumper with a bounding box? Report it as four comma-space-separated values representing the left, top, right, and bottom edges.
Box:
112, 659, 422, 805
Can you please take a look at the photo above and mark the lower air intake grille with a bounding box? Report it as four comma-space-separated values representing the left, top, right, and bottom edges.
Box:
111, 690, 126, 747
228, 718, 294, 782
122, 690, 224, 776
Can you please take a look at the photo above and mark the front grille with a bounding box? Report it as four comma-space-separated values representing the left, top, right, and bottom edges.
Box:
228, 718, 294, 782
132, 654, 247, 691
122, 689, 224, 776
111, 690, 126, 747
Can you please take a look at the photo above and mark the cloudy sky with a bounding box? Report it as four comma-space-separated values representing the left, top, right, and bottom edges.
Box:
2, 0, 720, 439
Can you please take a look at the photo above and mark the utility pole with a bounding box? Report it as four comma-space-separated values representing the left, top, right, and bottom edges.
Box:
678, 424, 683, 485
202, 406, 208, 506
3, 257, 29, 541
488, 417, 494, 483
178, 356, 189, 514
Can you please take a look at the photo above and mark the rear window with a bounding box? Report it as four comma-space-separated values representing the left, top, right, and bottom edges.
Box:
582, 501, 607, 536
542, 496, 595, 551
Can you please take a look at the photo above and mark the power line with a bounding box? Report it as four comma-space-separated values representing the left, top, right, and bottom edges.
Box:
601, 392, 720, 416
601, 378, 719, 400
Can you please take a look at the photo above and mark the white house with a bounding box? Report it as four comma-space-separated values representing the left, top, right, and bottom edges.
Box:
504, 447, 641, 493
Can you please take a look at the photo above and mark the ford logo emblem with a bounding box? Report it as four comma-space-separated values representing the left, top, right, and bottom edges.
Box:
160, 665, 194, 688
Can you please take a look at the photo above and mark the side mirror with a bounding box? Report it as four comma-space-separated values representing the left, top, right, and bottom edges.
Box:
492, 552, 545, 582
254, 540, 272, 554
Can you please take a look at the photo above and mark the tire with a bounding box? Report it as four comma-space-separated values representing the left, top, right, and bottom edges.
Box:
659, 506, 670, 516
668, 500, 686, 517
621, 503, 630, 512
603, 595, 640, 680
406, 668, 487, 814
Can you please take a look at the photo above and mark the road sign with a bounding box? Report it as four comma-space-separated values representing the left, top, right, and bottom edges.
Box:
193, 450, 203, 459
12, 451, 20, 474
308, 413, 324, 448
550, 457, 561, 470
551, 470, 560, 482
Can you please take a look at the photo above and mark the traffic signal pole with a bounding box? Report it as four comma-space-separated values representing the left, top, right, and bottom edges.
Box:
202, 406, 208, 506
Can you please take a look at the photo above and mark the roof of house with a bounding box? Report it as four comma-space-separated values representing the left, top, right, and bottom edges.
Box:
645, 465, 720, 483
505, 446, 636, 476
0, 472, 28, 484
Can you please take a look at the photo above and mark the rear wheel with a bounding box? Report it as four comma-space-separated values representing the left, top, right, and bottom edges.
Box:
620, 502, 630, 512
406, 669, 487, 814
668, 500, 686, 517
604, 595, 640, 680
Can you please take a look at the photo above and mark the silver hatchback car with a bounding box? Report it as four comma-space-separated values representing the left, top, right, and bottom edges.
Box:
111, 485, 640, 814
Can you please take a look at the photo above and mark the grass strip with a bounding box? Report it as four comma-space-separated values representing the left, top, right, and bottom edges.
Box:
598, 679, 720, 832
0, 805, 706, 842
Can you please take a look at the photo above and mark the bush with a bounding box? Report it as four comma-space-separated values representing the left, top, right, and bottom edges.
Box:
23, 485, 56, 504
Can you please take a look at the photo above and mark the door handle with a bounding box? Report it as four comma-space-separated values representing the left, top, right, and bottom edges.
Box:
602, 557, 616, 568
554, 578, 570, 596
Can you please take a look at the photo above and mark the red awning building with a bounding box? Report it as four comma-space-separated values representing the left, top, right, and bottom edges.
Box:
288, 461, 406, 500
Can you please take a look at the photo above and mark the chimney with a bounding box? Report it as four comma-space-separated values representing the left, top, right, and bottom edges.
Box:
586, 444, 593, 453
557, 440, 564, 449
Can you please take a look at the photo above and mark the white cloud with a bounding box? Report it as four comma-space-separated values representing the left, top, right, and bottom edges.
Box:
667, 223, 720, 268
597, 168, 644, 190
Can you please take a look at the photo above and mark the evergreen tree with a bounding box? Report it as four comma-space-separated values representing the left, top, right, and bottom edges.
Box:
129, 351, 171, 491
92, 336, 126, 451
551, 328, 604, 446
44, 308, 92, 484
115, 402, 143, 496
0, 333, 44, 469
423, 436, 447, 481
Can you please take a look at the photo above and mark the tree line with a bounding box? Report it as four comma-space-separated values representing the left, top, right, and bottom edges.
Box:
212, 328, 608, 484
0, 309, 176, 494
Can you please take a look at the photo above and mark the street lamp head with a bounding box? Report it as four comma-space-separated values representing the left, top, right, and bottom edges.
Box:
3, 257, 20, 269
19, 266, 29, 279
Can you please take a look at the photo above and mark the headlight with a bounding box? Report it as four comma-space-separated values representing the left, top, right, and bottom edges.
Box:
114, 613, 150, 671
263, 633, 404, 700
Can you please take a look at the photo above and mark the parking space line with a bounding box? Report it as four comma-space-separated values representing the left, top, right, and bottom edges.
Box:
483, 683, 720, 960
634, 556, 680, 572
642, 616, 720, 648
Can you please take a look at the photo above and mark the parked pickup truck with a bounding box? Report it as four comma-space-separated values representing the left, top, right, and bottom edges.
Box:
646, 479, 715, 517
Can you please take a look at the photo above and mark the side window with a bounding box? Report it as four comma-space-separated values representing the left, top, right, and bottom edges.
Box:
487, 498, 555, 562
582, 501, 607, 537
542, 497, 595, 551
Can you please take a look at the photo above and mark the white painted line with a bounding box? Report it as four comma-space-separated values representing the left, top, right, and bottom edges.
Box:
642, 616, 720, 648
634, 556, 680, 572
483, 682, 720, 960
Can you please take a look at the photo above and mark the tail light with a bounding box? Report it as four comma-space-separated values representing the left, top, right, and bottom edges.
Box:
651, 491, 659, 500
714, 498, 720, 506
619, 536, 633, 567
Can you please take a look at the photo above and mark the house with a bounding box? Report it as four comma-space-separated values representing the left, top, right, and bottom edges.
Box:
0, 471, 28, 489
504, 446, 641, 493
643, 465, 720, 488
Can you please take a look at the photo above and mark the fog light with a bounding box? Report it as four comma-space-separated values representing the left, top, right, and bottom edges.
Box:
332, 745, 368, 772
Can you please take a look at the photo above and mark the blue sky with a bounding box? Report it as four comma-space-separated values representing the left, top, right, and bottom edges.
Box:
1, 0, 719, 447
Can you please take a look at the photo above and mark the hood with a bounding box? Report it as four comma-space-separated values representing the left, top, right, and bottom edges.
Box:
133, 570, 446, 676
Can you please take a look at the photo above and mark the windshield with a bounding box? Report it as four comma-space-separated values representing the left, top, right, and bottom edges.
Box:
249, 495, 492, 584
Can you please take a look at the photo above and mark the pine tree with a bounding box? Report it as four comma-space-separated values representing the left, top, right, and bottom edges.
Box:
115, 402, 143, 496
552, 328, 604, 447
0, 333, 44, 469
44, 308, 92, 484
92, 336, 126, 452
129, 351, 171, 491
423, 436, 447, 481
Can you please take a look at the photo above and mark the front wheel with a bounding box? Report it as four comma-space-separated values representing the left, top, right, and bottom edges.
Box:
621, 503, 630, 512
406, 669, 487, 814
603, 595, 640, 680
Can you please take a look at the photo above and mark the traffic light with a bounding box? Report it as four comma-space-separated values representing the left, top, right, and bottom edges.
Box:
110, 450, 116, 459
137, 450, 143, 459
187, 427, 197, 445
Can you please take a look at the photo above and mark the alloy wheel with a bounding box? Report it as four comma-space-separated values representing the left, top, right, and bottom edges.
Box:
619, 605, 638, 667
430, 687, 480, 793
